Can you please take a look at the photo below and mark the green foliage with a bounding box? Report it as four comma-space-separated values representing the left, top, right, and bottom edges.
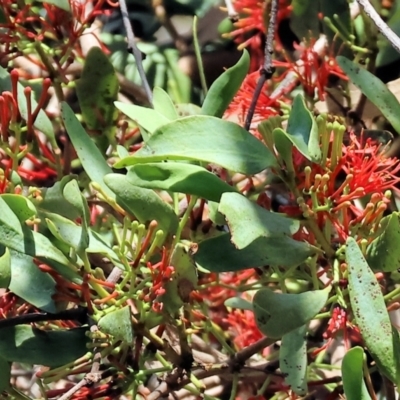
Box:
337, 56, 400, 134
114, 116, 276, 174
253, 287, 330, 338
342, 347, 371, 400
346, 237, 400, 384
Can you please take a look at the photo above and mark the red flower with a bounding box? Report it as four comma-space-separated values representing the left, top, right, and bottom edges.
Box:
225, 71, 281, 136
273, 40, 347, 100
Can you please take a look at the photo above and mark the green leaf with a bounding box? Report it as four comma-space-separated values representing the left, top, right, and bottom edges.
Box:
195, 233, 314, 272
61, 102, 114, 197
9, 250, 56, 313
286, 95, 321, 162
346, 237, 400, 384
161, 243, 197, 314
342, 347, 372, 400
0, 358, 10, 391
98, 306, 133, 342
0, 66, 56, 145
45, 213, 86, 252
0, 326, 88, 367
127, 163, 237, 202
224, 297, 253, 311
36, 176, 82, 220
366, 213, 400, 272
104, 173, 178, 234
0, 194, 37, 222
115, 102, 170, 134
114, 116, 276, 175
253, 286, 330, 338
336, 56, 400, 134
201, 50, 249, 118
153, 87, 178, 120
377, 7, 400, 67
0, 197, 80, 282
0, 247, 11, 288
219, 192, 300, 249
63, 179, 90, 227
280, 325, 308, 395
76, 47, 119, 130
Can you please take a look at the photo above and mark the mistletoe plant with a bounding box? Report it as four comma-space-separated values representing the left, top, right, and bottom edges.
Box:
2, 0, 400, 399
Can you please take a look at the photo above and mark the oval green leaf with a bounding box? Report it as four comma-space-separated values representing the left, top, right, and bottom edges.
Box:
253, 286, 330, 338
286, 95, 321, 162
9, 250, 56, 313
153, 87, 178, 120
0, 326, 88, 367
336, 56, 400, 134
76, 47, 119, 130
342, 347, 372, 400
127, 162, 237, 202
219, 192, 300, 249
98, 306, 133, 342
104, 173, 178, 234
0, 194, 37, 222
61, 102, 114, 197
0, 247, 11, 288
366, 212, 400, 272
114, 116, 276, 174
195, 233, 315, 272
280, 324, 308, 395
346, 237, 400, 384
201, 50, 249, 118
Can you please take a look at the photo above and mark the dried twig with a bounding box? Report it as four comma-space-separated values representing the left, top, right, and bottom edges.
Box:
244, 0, 279, 131
224, 0, 239, 22
356, 0, 400, 54
119, 0, 153, 105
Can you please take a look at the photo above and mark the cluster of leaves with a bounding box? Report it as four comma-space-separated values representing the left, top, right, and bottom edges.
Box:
4, 0, 400, 400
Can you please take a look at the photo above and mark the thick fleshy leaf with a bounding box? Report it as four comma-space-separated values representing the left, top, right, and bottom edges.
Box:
280, 325, 308, 395
115, 102, 170, 134
253, 286, 330, 338
0, 194, 37, 222
201, 50, 249, 118
219, 192, 300, 249
366, 213, 400, 272
0, 203, 80, 286
0, 66, 56, 144
161, 244, 198, 314
127, 163, 237, 202
76, 47, 119, 130
98, 306, 133, 342
336, 56, 400, 134
0, 326, 88, 367
286, 95, 321, 162
346, 237, 400, 384
37, 177, 82, 220
0, 358, 10, 391
342, 347, 371, 400
114, 116, 276, 174
9, 250, 56, 313
153, 87, 178, 120
104, 173, 178, 234
195, 233, 315, 272
45, 213, 86, 251
61, 102, 114, 197
224, 297, 253, 311
0, 247, 11, 288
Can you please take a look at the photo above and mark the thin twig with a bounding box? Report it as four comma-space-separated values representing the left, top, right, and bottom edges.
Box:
119, 0, 153, 105
356, 0, 400, 53
0, 307, 87, 329
224, 0, 239, 22
244, 0, 279, 131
